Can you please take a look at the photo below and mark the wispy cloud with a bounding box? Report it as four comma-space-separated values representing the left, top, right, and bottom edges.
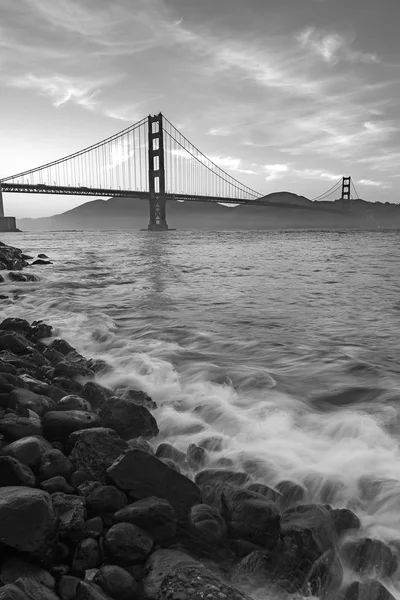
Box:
358, 179, 391, 188
297, 27, 379, 65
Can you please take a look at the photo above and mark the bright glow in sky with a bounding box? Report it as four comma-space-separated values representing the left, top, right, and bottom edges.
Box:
1, 0, 400, 217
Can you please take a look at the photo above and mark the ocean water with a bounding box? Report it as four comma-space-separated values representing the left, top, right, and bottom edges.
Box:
2, 229, 400, 596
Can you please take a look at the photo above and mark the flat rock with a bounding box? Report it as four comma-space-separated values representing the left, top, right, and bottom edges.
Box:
106, 449, 201, 519
68, 428, 128, 484
0, 487, 57, 552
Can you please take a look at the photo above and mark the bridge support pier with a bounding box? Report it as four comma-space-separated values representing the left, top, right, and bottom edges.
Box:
147, 113, 168, 231
341, 176, 351, 201
0, 183, 17, 232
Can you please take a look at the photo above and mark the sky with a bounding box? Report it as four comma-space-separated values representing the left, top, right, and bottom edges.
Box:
1, 0, 400, 217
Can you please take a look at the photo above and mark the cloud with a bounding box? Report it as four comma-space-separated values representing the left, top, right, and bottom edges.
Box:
358, 179, 391, 188
264, 164, 290, 181
297, 27, 379, 65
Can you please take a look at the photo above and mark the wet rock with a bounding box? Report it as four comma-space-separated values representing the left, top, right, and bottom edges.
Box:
56, 395, 92, 412
72, 538, 102, 575
222, 486, 280, 549
77, 481, 101, 498
187, 443, 207, 470
113, 496, 177, 542
0, 456, 36, 487
9, 388, 56, 416
38, 253, 49, 259
127, 438, 154, 454
248, 482, 281, 503
58, 576, 80, 600
39, 449, 74, 481
27, 321, 52, 341
86, 485, 128, 517
190, 503, 228, 543
18, 375, 64, 402
342, 538, 397, 578
9, 272, 38, 282
342, 580, 396, 600
86, 516, 103, 536
49, 339, 77, 356
195, 469, 251, 509
92, 565, 138, 600
329, 507, 361, 537
14, 578, 60, 600
276, 480, 306, 509
0, 584, 29, 600
0, 487, 57, 552
0, 333, 31, 355
52, 493, 87, 541
69, 470, 91, 489
0, 435, 52, 466
156, 443, 188, 468
234, 550, 271, 581
41, 476, 75, 494
115, 387, 157, 410
0, 410, 42, 440
43, 410, 99, 442
160, 458, 181, 473
144, 548, 252, 600
104, 522, 154, 565
68, 428, 128, 483
305, 548, 343, 597
32, 259, 52, 265
0, 318, 31, 334
81, 383, 112, 411
51, 377, 83, 395
99, 397, 158, 440
53, 361, 93, 380
0, 558, 55, 589
0, 374, 14, 394
75, 582, 114, 600
107, 449, 201, 519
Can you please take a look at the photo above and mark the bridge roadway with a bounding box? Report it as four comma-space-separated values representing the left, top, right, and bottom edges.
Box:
0, 183, 342, 212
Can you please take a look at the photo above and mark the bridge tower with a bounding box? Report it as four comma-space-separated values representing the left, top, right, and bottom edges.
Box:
341, 176, 351, 201
147, 113, 168, 231
0, 184, 4, 218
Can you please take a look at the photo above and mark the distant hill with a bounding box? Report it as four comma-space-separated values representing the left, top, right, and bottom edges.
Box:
17, 192, 400, 231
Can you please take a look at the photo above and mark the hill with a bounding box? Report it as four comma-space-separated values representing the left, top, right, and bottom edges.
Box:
17, 192, 400, 231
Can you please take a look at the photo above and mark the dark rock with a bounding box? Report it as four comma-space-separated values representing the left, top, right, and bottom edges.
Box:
28, 321, 52, 341
0, 318, 31, 334
0, 456, 36, 487
39, 449, 74, 481
43, 410, 99, 442
9, 388, 56, 416
99, 397, 158, 440
305, 548, 343, 597
0, 410, 42, 440
75, 582, 114, 600
104, 522, 153, 565
32, 259, 52, 265
222, 486, 280, 549
0, 486, 57, 552
329, 507, 361, 537
56, 395, 92, 412
160, 458, 181, 473
156, 443, 188, 468
0, 584, 29, 600
113, 496, 177, 542
190, 504, 228, 543
248, 482, 281, 502
38, 254, 49, 259
52, 493, 87, 541
86, 516, 103, 536
0, 333, 30, 355
195, 470, 251, 509
276, 479, 306, 508
8, 272, 38, 282
18, 375, 64, 402
77, 481, 101, 498
234, 550, 271, 581
41, 476, 75, 494
144, 549, 252, 600
92, 565, 138, 600
115, 387, 157, 410
198, 436, 225, 452
187, 443, 207, 470
0, 558, 55, 589
0, 374, 14, 394
82, 383, 112, 411
86, 485, 128, 517
72, 538, 101, 575
107, 449, 201, 519
58, 576, 80, 600
51, 377, 83, 395
342, 538, 397, 578
0, 435, 52, 466
68, 428, 128, 483
53, 361, 93, 380
127, 438, 154, 454
49, 339, 77, 356
14, 578, 60, 600
69, 470, 91, 489
342, 580, 396, 600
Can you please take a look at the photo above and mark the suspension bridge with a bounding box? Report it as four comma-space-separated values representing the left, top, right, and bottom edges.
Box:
0, 113, 359, 231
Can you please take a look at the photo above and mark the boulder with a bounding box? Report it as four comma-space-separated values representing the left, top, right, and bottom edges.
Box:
106, 449, 201, 519
86, 485, 128, 517
75, 582, 114, 600
43, 411, 99, 442
92, 565, 138, 600
56, 396, 92, 412
0, 318, 31, 334
0, 487, 57, 552
276, 480, 306, 509
39, 449, 74, 481
247, 483, 281, 503
0, 410, 42, 440
82, 383, 112, 411
104, 522, 154, 565
156, 443, 188, 469
72, 538, 102, 574
0, 436, 52, 466
187, 443, 207, 470
99, 397, 158, 440
14, 578, 60, 600
53, 361, 93, 380
41, 476, 75, 494
341, 538, 397, 578
52, 493, 87, 541
0, 333, 31, 355
0, 456, 36, 487
342, 580, 396, 600
113, 496, 177, 542
144, 549, 252, 600
329, 507, 360, 537
190, 504, 228, 543
68, 428, 128, 484
58, 576, 80, 600
18, 375, 64, 402
9, 388, 56, 416
0, 558, 55, 589
0, 584, 29, 600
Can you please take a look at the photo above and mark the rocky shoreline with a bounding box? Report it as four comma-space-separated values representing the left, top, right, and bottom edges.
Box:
0, 243, 397, 600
